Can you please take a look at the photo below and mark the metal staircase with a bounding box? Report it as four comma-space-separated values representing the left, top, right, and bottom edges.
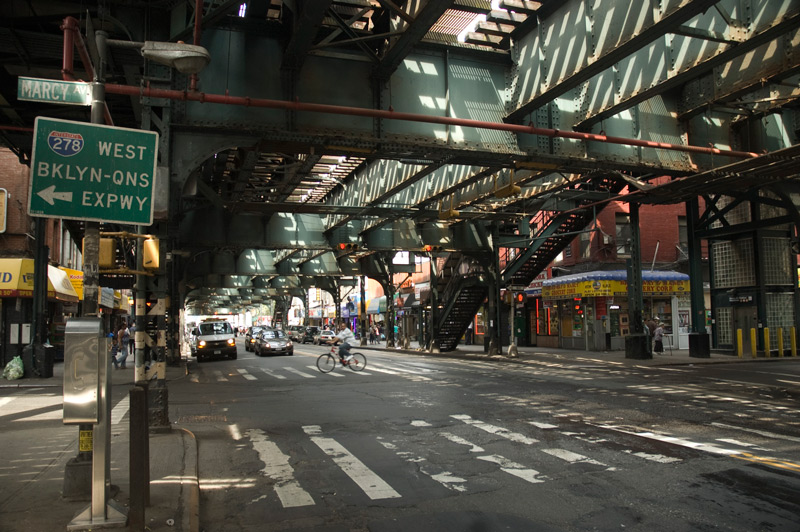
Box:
503, 176, 627, 287
436, 269, 488, 352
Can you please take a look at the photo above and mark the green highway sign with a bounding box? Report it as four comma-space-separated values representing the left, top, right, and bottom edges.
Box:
17, 77, 91, 106
28, 117, 159, 225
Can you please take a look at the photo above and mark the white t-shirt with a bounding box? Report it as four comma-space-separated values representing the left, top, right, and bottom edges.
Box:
336, 328, 355, 345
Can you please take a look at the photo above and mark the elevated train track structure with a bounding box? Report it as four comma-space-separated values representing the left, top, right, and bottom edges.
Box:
2, 0, 800, 353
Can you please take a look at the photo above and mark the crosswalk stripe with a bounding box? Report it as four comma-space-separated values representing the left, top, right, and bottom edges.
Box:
303, 425, 401, 500
364, 365, 401, 375
259, 368, 287, 380
451, 414, 539, 444
307, 365, 344, 377
212, 370, 228, 382
285, 368, 316, 379
247, 429, 314, 508
111, 396, 130, 425
541, 448, 608, 467
476, 455, 545, 484
237, 369, 258, 381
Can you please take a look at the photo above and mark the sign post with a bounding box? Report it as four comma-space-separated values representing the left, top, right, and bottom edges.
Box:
28, 117, 158, 225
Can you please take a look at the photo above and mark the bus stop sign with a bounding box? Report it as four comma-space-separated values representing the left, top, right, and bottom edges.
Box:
28, 117, 158, 225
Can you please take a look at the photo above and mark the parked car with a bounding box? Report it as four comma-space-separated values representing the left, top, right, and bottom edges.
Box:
193, 318, 237, 362
244, 326, 265, 352
301, 326, 320, 344
286, 325, 305, 342
254, 328, 294, 357
314, 329, 336, 345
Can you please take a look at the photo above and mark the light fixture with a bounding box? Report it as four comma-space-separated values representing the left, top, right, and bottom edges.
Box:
140, 41, 211, 74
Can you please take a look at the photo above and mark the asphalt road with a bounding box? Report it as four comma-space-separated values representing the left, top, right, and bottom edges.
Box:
172, 339, 800, 532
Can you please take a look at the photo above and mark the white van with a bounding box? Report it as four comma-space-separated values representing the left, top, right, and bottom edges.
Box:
193, 318, 237, 362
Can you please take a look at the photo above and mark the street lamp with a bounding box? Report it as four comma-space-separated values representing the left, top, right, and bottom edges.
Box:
107, 39, 211, 74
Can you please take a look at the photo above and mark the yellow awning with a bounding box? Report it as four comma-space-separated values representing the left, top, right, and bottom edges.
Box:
0, 258, 79, 302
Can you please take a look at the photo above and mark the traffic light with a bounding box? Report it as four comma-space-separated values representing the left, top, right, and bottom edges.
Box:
338, 243, 359, 251
423, 245, 443, 252
515, 292, 525, 304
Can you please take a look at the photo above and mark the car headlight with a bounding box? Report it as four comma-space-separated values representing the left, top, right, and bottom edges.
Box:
227, 338, 235, 346
287, 341, 293, 347
198, 340, 207, 348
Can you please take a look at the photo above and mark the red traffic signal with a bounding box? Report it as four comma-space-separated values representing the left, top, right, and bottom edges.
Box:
516, 292, 525, 303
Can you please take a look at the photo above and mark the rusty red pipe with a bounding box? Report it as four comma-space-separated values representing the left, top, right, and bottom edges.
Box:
189, 0, 202, 92
105, 83, 760, 159
61, 16, 113, 125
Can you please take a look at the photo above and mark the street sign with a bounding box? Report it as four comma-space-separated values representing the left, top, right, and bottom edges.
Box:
17, 77, 91, 106
28, 117, 159, 225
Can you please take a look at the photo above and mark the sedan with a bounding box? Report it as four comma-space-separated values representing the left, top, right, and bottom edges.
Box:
254, 329, 293, 357
244, 326, 265, 352
314, 330, 336, 345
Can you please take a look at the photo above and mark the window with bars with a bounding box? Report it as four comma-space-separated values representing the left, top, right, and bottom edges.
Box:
616, 214, 631, 257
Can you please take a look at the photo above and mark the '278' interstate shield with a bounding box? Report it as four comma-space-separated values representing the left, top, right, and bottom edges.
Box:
28, 117, 158, 225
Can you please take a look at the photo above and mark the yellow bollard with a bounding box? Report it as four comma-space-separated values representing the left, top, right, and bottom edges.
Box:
792, 327, 797, 357
750, 328, 757, 358
778, 327, 784, 357
764, 327, 770, 358
736, 329, 743, 358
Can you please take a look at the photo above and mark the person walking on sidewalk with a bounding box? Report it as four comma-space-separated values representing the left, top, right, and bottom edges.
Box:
653, 323, 665, 354
116, 322, 131, 369
109, 332, 120, 369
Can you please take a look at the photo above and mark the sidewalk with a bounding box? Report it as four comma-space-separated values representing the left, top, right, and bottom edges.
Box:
0, 361, 198, 532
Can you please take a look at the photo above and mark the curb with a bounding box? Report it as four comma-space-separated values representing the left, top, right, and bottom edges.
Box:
179, 427, 200, 532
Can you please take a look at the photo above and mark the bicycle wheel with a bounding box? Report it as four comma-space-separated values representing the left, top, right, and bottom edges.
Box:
316, 354, 336, 373
347, 352, 367, 371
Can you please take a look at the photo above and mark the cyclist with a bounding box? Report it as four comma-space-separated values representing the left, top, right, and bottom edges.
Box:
330, 323, 356, 363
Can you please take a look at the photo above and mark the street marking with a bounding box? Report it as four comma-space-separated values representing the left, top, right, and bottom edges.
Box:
440, 432, 484, 453
285, 368, 316, 379
111, 396, 130, 425
259, 368, 286, 380
377, 437, 466, 492
777, 379, 800, 386
307, 365, 344, 376
710, 422, 800, 443
364, 364, 401, 375
623, 450, 682, 463
477, 455, 546, 484
451, 415, 539, 444
236, 369, 258, 381
212, 370, 228, 382
541, 448, 608, 467
303, 425, 401, 500
528, 421, 558, 429
246, 428, 314, 508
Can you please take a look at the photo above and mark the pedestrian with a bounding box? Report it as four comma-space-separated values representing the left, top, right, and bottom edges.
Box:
109, 333, 119, 369
645, 317, 656, 353
369, 325, 376, 344
466, 320, 474, 345
653, 323, 664, 354
116, 322, 131, 369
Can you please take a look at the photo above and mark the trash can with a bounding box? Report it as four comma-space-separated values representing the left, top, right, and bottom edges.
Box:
33, 344, 55, 378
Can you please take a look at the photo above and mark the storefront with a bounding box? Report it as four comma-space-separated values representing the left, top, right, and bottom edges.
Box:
538, 270, 691, 351
0, 258, 80, 365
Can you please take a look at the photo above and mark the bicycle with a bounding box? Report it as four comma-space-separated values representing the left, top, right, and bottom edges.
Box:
316, 344, 367, 373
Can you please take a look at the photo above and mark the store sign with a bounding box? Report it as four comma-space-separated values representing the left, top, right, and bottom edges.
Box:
543, 279, 690, 299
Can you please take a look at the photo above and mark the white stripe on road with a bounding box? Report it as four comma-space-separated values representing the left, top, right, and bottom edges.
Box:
285, 367, 316, 379
528, 421, 558, 430
212, 370, 228, 382
451, 415, 539, 445
439, 432, 484, 453
246, 429, 314, 508
259, 368, 287, 380
237, 369, 258, 381
476, 455, 545, 484
624, 450, 682, 463
711, 422, 800, 443
303, 425, 401, 500
111, 396, 130, 425
363, 364, 401, 375
541, 448, 608, 467
307, 365, 344, 377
